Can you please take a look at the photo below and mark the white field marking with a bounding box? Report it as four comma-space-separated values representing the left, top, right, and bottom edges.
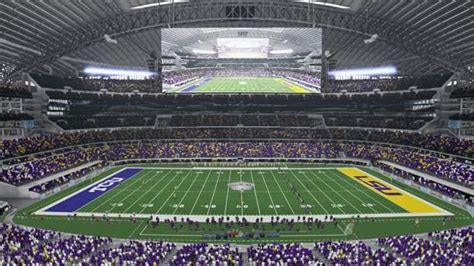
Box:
224, 171, 232, 216
269, 171, 296, 215
156, 170, 194, 215
259, 171, 278, 215
250, 170, 261, 215
172, 170, 203, 215
138, 170, 188, 214
34, 211, 454, 222
330, 170, 396, 213
299, 170, 346, 214
35, 168, 129, 214
87, 169, 154, 213
207, 170, 223, 215
288, 169, 329, 214
357, 168, 452, 215
128, 220, 145, 238
104, 170, 159, 213
318, 171, 363, 214
133, 170, 177, 214
239, 170, 244, 216
190, 170, 213, 215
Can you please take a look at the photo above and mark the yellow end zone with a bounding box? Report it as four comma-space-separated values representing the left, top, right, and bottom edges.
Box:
274, 78, 310, 93
338, 167, 445, 214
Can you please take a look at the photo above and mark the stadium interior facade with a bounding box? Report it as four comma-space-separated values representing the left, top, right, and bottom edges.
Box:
0, 0, 473, 264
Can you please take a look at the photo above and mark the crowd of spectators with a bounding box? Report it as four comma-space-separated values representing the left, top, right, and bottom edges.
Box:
378, 233, 473, 265
88, 241, 175, 265
29, 162, 103, 194
343, 143, 473, 187
1, 142, 341, 186
1, 223, 472, 265
1, 139, 472, 198
375, 162, 472, 205
0, 224, 112, 265
315, 241, 403, 265
172, 243, 242, 265
247, 243, 320, 265
428, 227, 474, 251
2, 128, 473, 161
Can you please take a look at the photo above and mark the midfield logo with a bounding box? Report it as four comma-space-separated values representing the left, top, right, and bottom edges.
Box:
89, 177, 124, 193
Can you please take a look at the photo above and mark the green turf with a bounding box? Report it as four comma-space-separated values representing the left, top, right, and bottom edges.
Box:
181, 77, 310, 93
13, 164, 473, 243
78, 168, 406, 216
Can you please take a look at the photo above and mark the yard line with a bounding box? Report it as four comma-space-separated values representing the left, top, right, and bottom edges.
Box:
250, 170, 261, 215
288, 170, 329, 214
88, 170, 155, 213
224, 170, 232, 216
259, 171, 278, 215
206, 170, 222, 215
171, 170, 202, 215
330, 170, 396, 213
269, 171, 296, 215
299, 170, 346, 214
318, 171, 363, 213
155, 170, 194, 214
190, 170, 213, 215
135, 170, 179, 214
106, 170, 164, 213
239, 169, 244, 216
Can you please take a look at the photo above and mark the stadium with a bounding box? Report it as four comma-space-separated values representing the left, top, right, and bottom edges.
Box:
0, 0, 473, 264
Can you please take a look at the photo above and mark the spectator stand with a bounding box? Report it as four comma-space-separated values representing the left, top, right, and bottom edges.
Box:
372, 163, 474, 213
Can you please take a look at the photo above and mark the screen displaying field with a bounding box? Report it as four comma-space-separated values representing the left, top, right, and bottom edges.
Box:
161, 28, 322, 93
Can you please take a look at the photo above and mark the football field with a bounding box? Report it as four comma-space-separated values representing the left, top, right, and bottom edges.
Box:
178, 77, 316, 93
36, 166, 449, 220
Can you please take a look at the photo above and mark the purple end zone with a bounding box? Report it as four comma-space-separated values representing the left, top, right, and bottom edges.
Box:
45, 168, 142, 213
180, 78, 210, 93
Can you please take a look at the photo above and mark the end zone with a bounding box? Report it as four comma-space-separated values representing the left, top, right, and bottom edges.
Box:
35, 168, 142, 215
337, 167, 452, 216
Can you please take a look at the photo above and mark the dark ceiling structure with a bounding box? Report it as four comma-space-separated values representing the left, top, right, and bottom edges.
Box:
1, 0, 472, 80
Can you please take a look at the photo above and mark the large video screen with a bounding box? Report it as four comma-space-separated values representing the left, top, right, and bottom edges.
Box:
161, 28, 322, 94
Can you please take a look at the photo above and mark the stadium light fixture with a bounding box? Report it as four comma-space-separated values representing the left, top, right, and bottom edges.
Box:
270, 49, 293, 55
192, 48, 216, 55
329, 66, 397, 77
131, 0, 189, 10
83, 67, 155, 77
293, 0, 350, 10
